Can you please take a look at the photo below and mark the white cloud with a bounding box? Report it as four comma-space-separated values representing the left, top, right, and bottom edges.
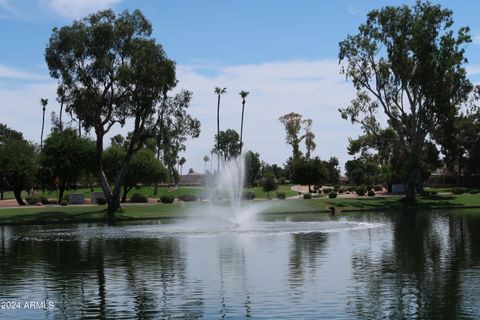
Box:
45, 0, 122, 19
473, 34, 480, 45
467, 65, 480, 76
0, 59, 361, 173
175, 59, 360, 172
0, 64, 47, 81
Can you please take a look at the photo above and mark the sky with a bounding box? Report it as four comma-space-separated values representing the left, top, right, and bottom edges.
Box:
1, 0, 480, 173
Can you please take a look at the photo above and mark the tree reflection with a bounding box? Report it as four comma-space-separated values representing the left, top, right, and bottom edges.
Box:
348, 211, 480, 319
0, 224, 205, 319
288, 232, 328, 290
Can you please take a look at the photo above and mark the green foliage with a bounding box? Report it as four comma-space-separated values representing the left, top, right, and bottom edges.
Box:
356, 186, 366, 196
303, 193, 312, 199
276, 192, 286, 200
60, 200, 68, 206
279, 112, 313, 160
96, 197, 106, 205
262, 173, 278, 199
45, 9, 178, 213
323, 188, 332, 194
290, 157, 328, 190
25, 195, 49, 206
214, 129, 242, 162
242, 191, 256, 200
39, 129, 95, 198
130, 193, 148, 203
328, 192, 337, 199
373, 185, 383, 192
103, 146, 168, 200
470, 190, 479, 195
245, 151, 261, 187
160, 195, 175, 203
452, 187, 469, 195
0, 123, 23, 142
159, 91, 201, 183
339, 1, 472, 199
0, 138, 37, 205
367, 190, 376, 197
177, 194, 198, 202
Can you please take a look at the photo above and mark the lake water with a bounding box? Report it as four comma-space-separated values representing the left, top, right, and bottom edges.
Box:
0, 210, 479, 319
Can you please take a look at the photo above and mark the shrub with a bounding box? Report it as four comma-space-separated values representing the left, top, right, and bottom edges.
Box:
338, 188, 345, 194
356, 186, 366, 196
470, 189, 479, 194
420, 191, 432, 196
26, 195, 40, 206
452, 187, 469, 195
373, 185, 383, 192
242, 191, 256, 200
160, 195, 175, 203
60, 200, 68, 206
367, 190, 375, 197
178, 194, 198, 202
277, 177, 286, 185
431, 191, 438, 195
303, 193, 312, 199
276, 192, 286, 200
96, 197, 106, 205
26, 194, 49, 205
323, 188, 332, 194
130, 193, 148, 203
346, 186, 356, 192
328, 192, 337, 198
313, 185, 320, 191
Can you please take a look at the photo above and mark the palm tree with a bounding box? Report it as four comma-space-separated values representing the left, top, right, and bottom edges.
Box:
203, 155, 210, 173
57, 86, 65, 131
40, 98, 48, 150
179, 157, 186, 177
239, 90, 249, 154
214, 86, 227, 171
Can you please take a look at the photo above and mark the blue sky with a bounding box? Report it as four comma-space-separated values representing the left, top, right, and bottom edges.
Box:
2, 0, 480, 172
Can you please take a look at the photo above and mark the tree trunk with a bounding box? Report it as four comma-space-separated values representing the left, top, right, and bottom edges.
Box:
58, 183, 66, 204
13, 189, 25, 206
106, 161, 130, 217
59, 101, 63, 131
458, 154, 462, 187
41, 108, 45, 150
121, 185, 130, 203
0, 189, 3, 200
217, 95, 221, 172
405, 169, 417, 200
240, 100, 245, 154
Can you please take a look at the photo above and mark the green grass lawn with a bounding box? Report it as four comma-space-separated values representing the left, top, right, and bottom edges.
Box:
2, 193, 480, 225
245, 184, 298, 199
1, 184, 298, 201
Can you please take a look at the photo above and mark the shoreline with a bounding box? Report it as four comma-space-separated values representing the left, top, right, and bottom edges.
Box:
1, 195, 480, 226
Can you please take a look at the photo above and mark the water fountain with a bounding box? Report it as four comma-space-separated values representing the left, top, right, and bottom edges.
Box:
194, 155, 269, 228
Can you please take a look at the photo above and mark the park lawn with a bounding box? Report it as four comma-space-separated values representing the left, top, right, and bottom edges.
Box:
245, 184, 298, 199
1, 194, 480, 225
0, 202, 197, 225
1, 186, 205, 201
265, 194, 480, 213
1, 184, 298, 202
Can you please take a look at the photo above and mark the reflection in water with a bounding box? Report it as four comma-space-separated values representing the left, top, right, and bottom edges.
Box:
348, 211, 480, 319
0, 212, 479, 319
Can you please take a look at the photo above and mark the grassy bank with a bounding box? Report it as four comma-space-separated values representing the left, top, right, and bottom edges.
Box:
1, 184, 296, 202
1, 194, 480, 225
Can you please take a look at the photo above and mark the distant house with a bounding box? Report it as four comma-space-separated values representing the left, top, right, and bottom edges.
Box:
339, 176, 349, 184
179, 169, 204, 186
